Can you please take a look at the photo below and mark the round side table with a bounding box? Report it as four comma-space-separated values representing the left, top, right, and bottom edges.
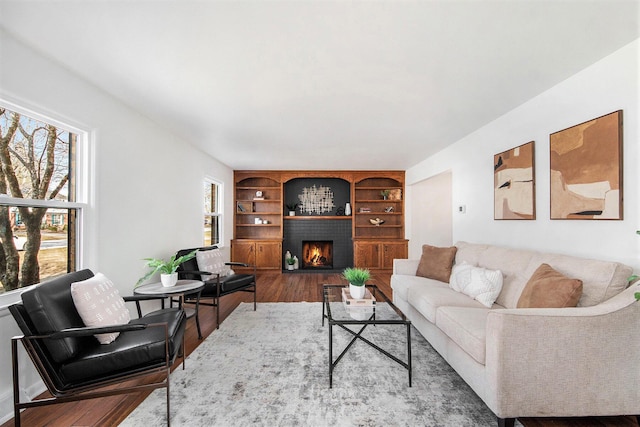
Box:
135, 279, 204, 339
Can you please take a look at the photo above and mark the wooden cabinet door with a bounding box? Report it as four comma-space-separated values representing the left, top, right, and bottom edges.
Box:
232, 240, 256, 265
256, 241, 282, 269
381, 241, 408, 269
353, 241, 380, 269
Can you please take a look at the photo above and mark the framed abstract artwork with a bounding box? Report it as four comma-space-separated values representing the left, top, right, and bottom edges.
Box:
549, 110, 623, 220
494, 141, 535, 220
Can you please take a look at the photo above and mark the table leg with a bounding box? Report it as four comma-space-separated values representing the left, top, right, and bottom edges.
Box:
329, 321, 333, 388
407, 323, 412, 387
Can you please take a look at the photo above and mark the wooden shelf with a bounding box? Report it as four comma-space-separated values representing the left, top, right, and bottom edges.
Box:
283, 216, 351, 220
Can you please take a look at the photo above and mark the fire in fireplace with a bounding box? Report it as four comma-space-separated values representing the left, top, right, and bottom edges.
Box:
302, 240, 333, 269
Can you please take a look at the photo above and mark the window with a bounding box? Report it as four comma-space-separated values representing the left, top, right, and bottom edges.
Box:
0, 104, 84, 295
204, 179, 222, 246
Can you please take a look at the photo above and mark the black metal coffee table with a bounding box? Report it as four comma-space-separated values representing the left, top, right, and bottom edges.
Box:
322, 284, 412, 388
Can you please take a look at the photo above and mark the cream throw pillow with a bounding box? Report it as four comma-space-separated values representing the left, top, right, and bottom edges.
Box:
196, 248, 231, 278
70, 273, 130, 344
449, 263, 504, 308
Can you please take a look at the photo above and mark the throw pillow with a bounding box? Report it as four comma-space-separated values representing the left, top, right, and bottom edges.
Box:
449, 263, 504, 308
517, 263, 583, 308
415, 244, 458, 283
196, 248, 231, 278
70, 273, 130, 344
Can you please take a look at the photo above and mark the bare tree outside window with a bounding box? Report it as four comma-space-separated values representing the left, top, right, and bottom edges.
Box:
0, 107, 75, 293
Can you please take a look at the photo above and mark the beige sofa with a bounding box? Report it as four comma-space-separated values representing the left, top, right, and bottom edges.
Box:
391, 241, 640, 427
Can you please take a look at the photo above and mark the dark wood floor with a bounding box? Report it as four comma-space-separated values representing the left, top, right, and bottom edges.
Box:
2, 271, 637, 427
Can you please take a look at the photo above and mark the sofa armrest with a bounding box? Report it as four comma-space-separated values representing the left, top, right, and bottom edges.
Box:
484, 285, 640, 418
393, 259, 419, 276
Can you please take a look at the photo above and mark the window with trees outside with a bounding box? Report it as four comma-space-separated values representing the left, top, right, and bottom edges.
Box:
0, 104, 84, 295
204, 179, 222, 246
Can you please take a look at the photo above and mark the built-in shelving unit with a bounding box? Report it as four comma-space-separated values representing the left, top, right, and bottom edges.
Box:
232, 170, 407, 270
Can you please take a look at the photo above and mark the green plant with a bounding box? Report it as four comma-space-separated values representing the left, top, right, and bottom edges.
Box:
285, 202, 299, 211
342, 267, 370, 287
286, 257, 296, 265
380, 189, 390, 199
136, 249, 198, 287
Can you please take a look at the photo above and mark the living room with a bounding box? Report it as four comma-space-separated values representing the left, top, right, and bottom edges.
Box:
0, 1, 639, 426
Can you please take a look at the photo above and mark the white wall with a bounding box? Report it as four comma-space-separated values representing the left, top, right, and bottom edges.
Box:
407, 38, 640, 271
0, 30, 234, 422
408, 171, 453, 257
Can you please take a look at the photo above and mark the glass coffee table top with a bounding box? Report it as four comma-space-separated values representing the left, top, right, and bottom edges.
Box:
323, 284, 408, 324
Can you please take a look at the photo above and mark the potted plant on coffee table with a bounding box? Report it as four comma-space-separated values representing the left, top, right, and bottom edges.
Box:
342, 267, 371, 299
136, 249, 198, 288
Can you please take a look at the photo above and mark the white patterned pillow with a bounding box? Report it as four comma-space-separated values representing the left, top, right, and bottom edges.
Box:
70, 273, 131, 344
449, 263, 504, 308
196, 248, 231, 278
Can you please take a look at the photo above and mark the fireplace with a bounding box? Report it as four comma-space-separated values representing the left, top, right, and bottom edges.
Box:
302, 240, 333, 269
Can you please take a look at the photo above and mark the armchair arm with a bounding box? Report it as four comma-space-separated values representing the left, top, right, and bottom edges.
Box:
225, 262, 253, 268
484, 286, 640, 418
18, 323, 149, 341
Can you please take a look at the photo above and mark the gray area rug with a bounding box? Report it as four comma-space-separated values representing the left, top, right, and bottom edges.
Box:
122, 302, 511, 426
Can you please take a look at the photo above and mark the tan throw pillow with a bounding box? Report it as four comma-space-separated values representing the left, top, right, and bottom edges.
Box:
517, 263, 583, 308
416, 244, 458, 283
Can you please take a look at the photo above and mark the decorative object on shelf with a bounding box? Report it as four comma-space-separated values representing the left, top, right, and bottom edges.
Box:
298, 185, 335, 215
389, 189, 402, 200
285, 250, 292, 262
253, 190, 264, 200
285, 202, 299, 216
494, 141, 536, 220
286, 257, 296, 270
385, 206, 394, 213
237, 202, 253, 213
369, 218, 385, 226
136, 249, 198, 288
345, 202, 351, 216
255, 218, 262, 224
292, 256, 299, 269
342, 267, 371, 299
359, 207, 372, 213
335, 207, 345, 216
380, 189, 390, 200
550, 110, 622, 220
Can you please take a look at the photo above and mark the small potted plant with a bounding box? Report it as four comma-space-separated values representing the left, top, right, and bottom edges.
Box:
285, 202, 299, 216
136, 249, 198, 288
342, 267, 371, 299
380, 189, 390, 200
286, 256, 296, 271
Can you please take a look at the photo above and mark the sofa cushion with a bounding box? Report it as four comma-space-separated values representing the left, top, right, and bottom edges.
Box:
449, 263, 503, 308
408, 282, 488, 323
456, 241, 541, 309
71, 273, 131, 344
436, 306, 490, 364
416, 244, 457, 283
517, 263, 583, 308
525, 253, 632, 307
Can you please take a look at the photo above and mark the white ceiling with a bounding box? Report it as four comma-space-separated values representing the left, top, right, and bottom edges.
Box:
1, 1, 639, 170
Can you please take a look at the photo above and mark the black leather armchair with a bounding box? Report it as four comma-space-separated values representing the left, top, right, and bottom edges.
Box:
8, 269, 186, 427
175, 245, 257, 329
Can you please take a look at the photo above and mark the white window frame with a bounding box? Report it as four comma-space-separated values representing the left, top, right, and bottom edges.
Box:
0, 98, 90, 309
204, 177, 223, 247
